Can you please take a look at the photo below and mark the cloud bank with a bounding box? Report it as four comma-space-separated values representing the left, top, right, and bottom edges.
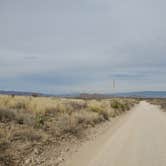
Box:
0, 0, 166, 94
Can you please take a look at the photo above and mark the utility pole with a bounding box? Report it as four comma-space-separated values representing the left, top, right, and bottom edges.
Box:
113, 80, 115, 89
113, 80, 116, 94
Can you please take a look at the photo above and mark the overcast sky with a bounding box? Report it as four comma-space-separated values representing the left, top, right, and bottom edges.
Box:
0, 0, 166, 94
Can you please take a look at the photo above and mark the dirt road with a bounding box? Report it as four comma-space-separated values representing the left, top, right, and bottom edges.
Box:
62, 101, 166, 166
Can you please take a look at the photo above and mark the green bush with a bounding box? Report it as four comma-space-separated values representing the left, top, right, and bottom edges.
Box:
88, 105, 104, 113
88, 105, 109, 120
34, 113, 45, 128
111, 100, 121, 109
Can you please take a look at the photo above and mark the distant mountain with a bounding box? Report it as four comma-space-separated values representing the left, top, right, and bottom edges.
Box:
0, 90, 166, 98
78, 91, 166, 99
0, 90, 78, 98
0, 90, 81, 98
78, 93, 112, 99
0, 90, 47, 97
114, 91, 166, 98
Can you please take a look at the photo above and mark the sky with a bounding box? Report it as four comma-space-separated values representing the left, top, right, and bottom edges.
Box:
0, 0, 166, 94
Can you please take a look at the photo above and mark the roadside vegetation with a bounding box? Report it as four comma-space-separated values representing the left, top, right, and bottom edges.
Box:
0, 95, 138, 165
147, 98, 166, 110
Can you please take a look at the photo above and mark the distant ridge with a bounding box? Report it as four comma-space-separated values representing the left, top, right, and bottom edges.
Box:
0, 90, 166, 98
0, 90, 47, 97
78, 91, 166, 99
0, 90, 78, 97
114, 91, 166, 98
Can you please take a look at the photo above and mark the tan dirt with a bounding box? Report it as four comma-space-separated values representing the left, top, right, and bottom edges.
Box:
61, 101, 166, 166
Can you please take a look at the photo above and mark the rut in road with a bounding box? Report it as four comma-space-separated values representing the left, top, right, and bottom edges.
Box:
62, 101, 166, 166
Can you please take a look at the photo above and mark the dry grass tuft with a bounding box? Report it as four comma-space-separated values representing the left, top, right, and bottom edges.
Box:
0, 108, 16, 122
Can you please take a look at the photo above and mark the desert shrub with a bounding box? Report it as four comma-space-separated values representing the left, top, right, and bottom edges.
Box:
69, 101, 87, 110
46, 110, 104, 137
45, 107, 57, 116
0, 129, 12, 166
92, 115, 104, 124
52, 102, 80, 115
119, 103, 125, 111
55, 103, 68, 113
109, 110, 116, 117
57, 113, 79, 135
15, 112, 35, 125
12, 101, 26, 109
88, 104, 109, 120
11, 94, 15, 98
111, 100, 128, 111
75, 111, 104, 126
0, 96, 10, 107
88, 105, 103, 113
123, 103, 130, 110
0, 108, 16, 122
0, 154, 14, 166
0, 107, 35, 126
99, 111, 109, 120
111, 100, 121, 109
56, 111, 96, 136
12, 130, 42, 142
160, 103, 166, 110
32, 93, 39, 97
0, 140, 9, 151
34, 113, 46, 128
